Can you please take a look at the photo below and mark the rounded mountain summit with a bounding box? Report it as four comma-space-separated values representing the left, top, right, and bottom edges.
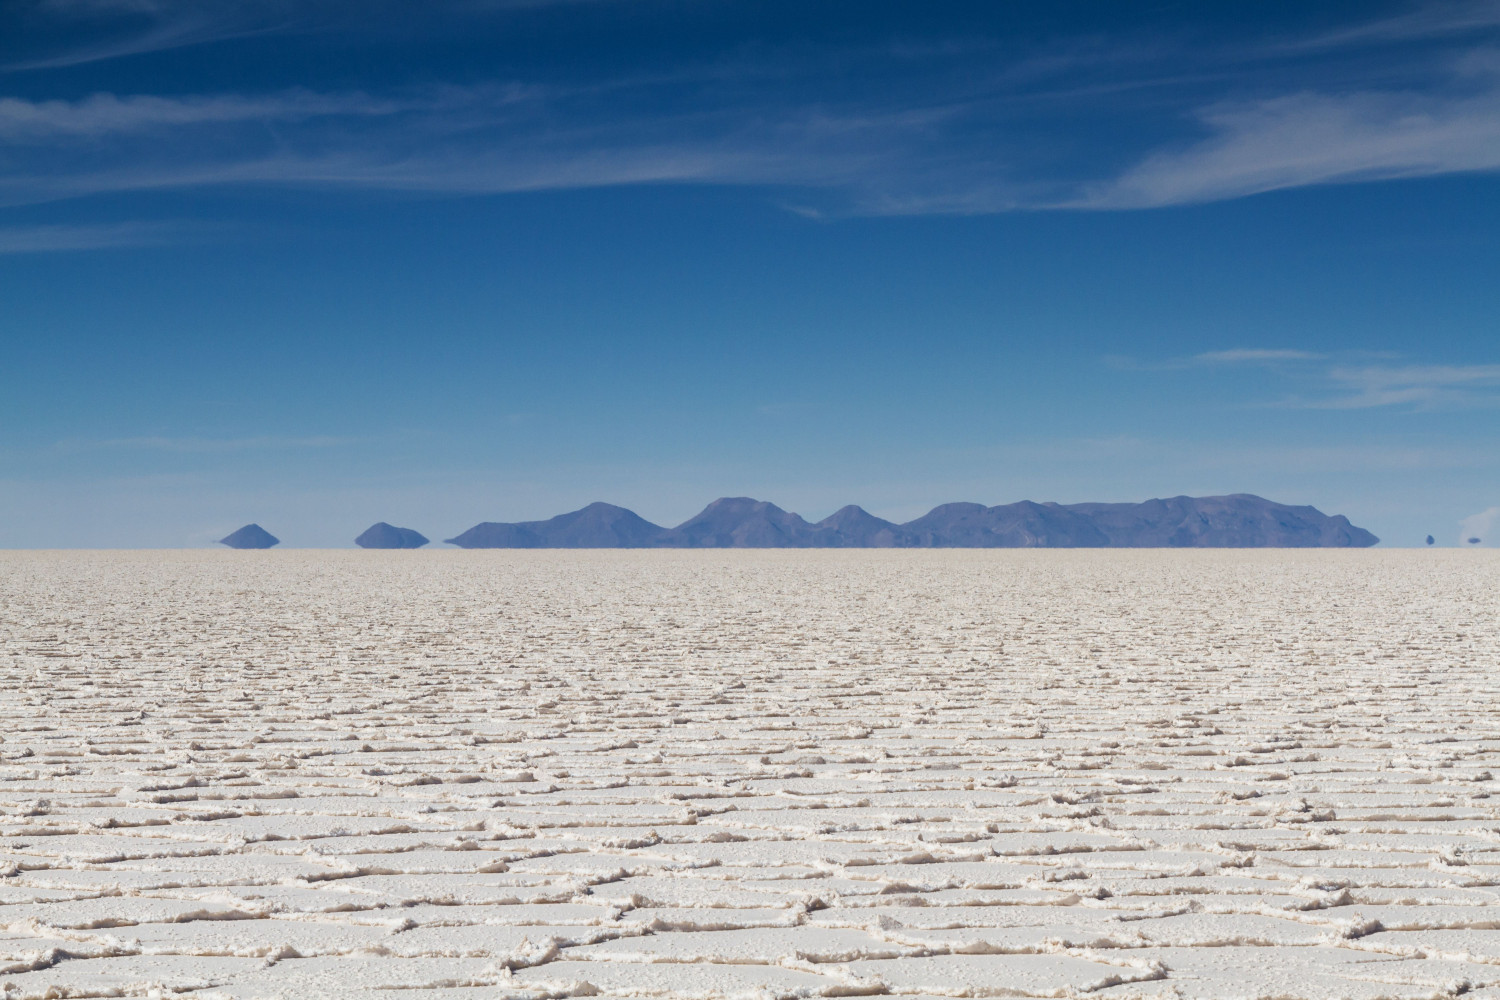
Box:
218, 524, 279, 549
355, 523, 430, 549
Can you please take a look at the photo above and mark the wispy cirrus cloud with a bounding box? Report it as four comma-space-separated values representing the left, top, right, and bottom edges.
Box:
6, 0, 627, 72
4, 69, 1499, 215
57, 434, 359, 453
1194, 349, 1329, 364
3, 5, 1500, 214
1119, 349, 1500, 410
0, 220, 202, 251
0, 85, 972, 208
0, 89, 428, 138
1280, 0, 1500, 51
1106, 348, 1330, 372
1074, 78, 1500, 209
6, 0, 305, 71
1311, 363, 1500, 409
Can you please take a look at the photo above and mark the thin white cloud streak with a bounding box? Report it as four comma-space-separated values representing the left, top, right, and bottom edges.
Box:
8, 0, 633, 72
1124, 352, 1500, 411
1309, 363, 1500, 409
57, 434, 358, 453
0, 88, 951, 208
1076, 81, 1500, 209
0, 90, 425, 139
1195, 349, 1327, 364
0, 220, 195, 251
7, 2, 298, 72
1282, 0, 1500, 52
10, 25, 274, 72
1106, 348, 1328, 372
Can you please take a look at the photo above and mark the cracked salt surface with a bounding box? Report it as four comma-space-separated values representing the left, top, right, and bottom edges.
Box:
1, 550, 1498, 999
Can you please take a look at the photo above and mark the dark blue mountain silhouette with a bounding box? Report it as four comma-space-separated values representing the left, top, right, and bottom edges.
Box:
219, 524, 279, 549
355, 523, 429, 549
445, 494, 1378, 548
446, 502, 674, 548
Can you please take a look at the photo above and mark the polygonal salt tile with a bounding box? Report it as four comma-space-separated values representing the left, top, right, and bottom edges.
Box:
882, 922, 1146, 952
0, 954, 264, 997
618, 906, 803, 931
94, 917, 396, 957
570, 926, 914, 964
1094, 946, 1425, 1000
1, 933, 119, 969
844, 953, 1162, 996
199, 955, 508, 997
1338, 957, 1500, 993
382, 922, 624, 958
513, 958, 840, 997
1126, 911, 1331, 947
1356, 928, 1500, 963
3, 895, 257, 928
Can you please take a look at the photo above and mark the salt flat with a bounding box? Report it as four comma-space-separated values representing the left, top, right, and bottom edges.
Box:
2, 550, 1498, 1000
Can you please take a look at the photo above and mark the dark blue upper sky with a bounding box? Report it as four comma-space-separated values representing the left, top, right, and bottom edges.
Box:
2, 0, 1498, 546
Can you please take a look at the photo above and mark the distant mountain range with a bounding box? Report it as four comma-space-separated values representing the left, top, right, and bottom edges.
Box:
445, 495, 1378, 548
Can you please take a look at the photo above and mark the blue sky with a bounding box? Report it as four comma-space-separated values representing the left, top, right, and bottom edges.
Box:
2, 0, 1498, 547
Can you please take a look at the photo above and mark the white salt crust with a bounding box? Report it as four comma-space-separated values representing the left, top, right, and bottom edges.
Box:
1, 548, 1498, 999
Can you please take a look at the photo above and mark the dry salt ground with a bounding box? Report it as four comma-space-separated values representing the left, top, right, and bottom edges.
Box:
2, 550, 1499, 1000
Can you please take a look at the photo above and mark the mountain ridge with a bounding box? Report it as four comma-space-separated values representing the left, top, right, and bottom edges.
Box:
445, 494, 1378, 548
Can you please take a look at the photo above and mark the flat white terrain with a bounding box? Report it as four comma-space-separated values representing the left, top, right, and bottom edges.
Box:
2, 550, 1498, 1000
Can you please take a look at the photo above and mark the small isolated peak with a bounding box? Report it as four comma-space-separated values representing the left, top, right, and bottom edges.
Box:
355, 523, 429, 549
219, 524, 279, 549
